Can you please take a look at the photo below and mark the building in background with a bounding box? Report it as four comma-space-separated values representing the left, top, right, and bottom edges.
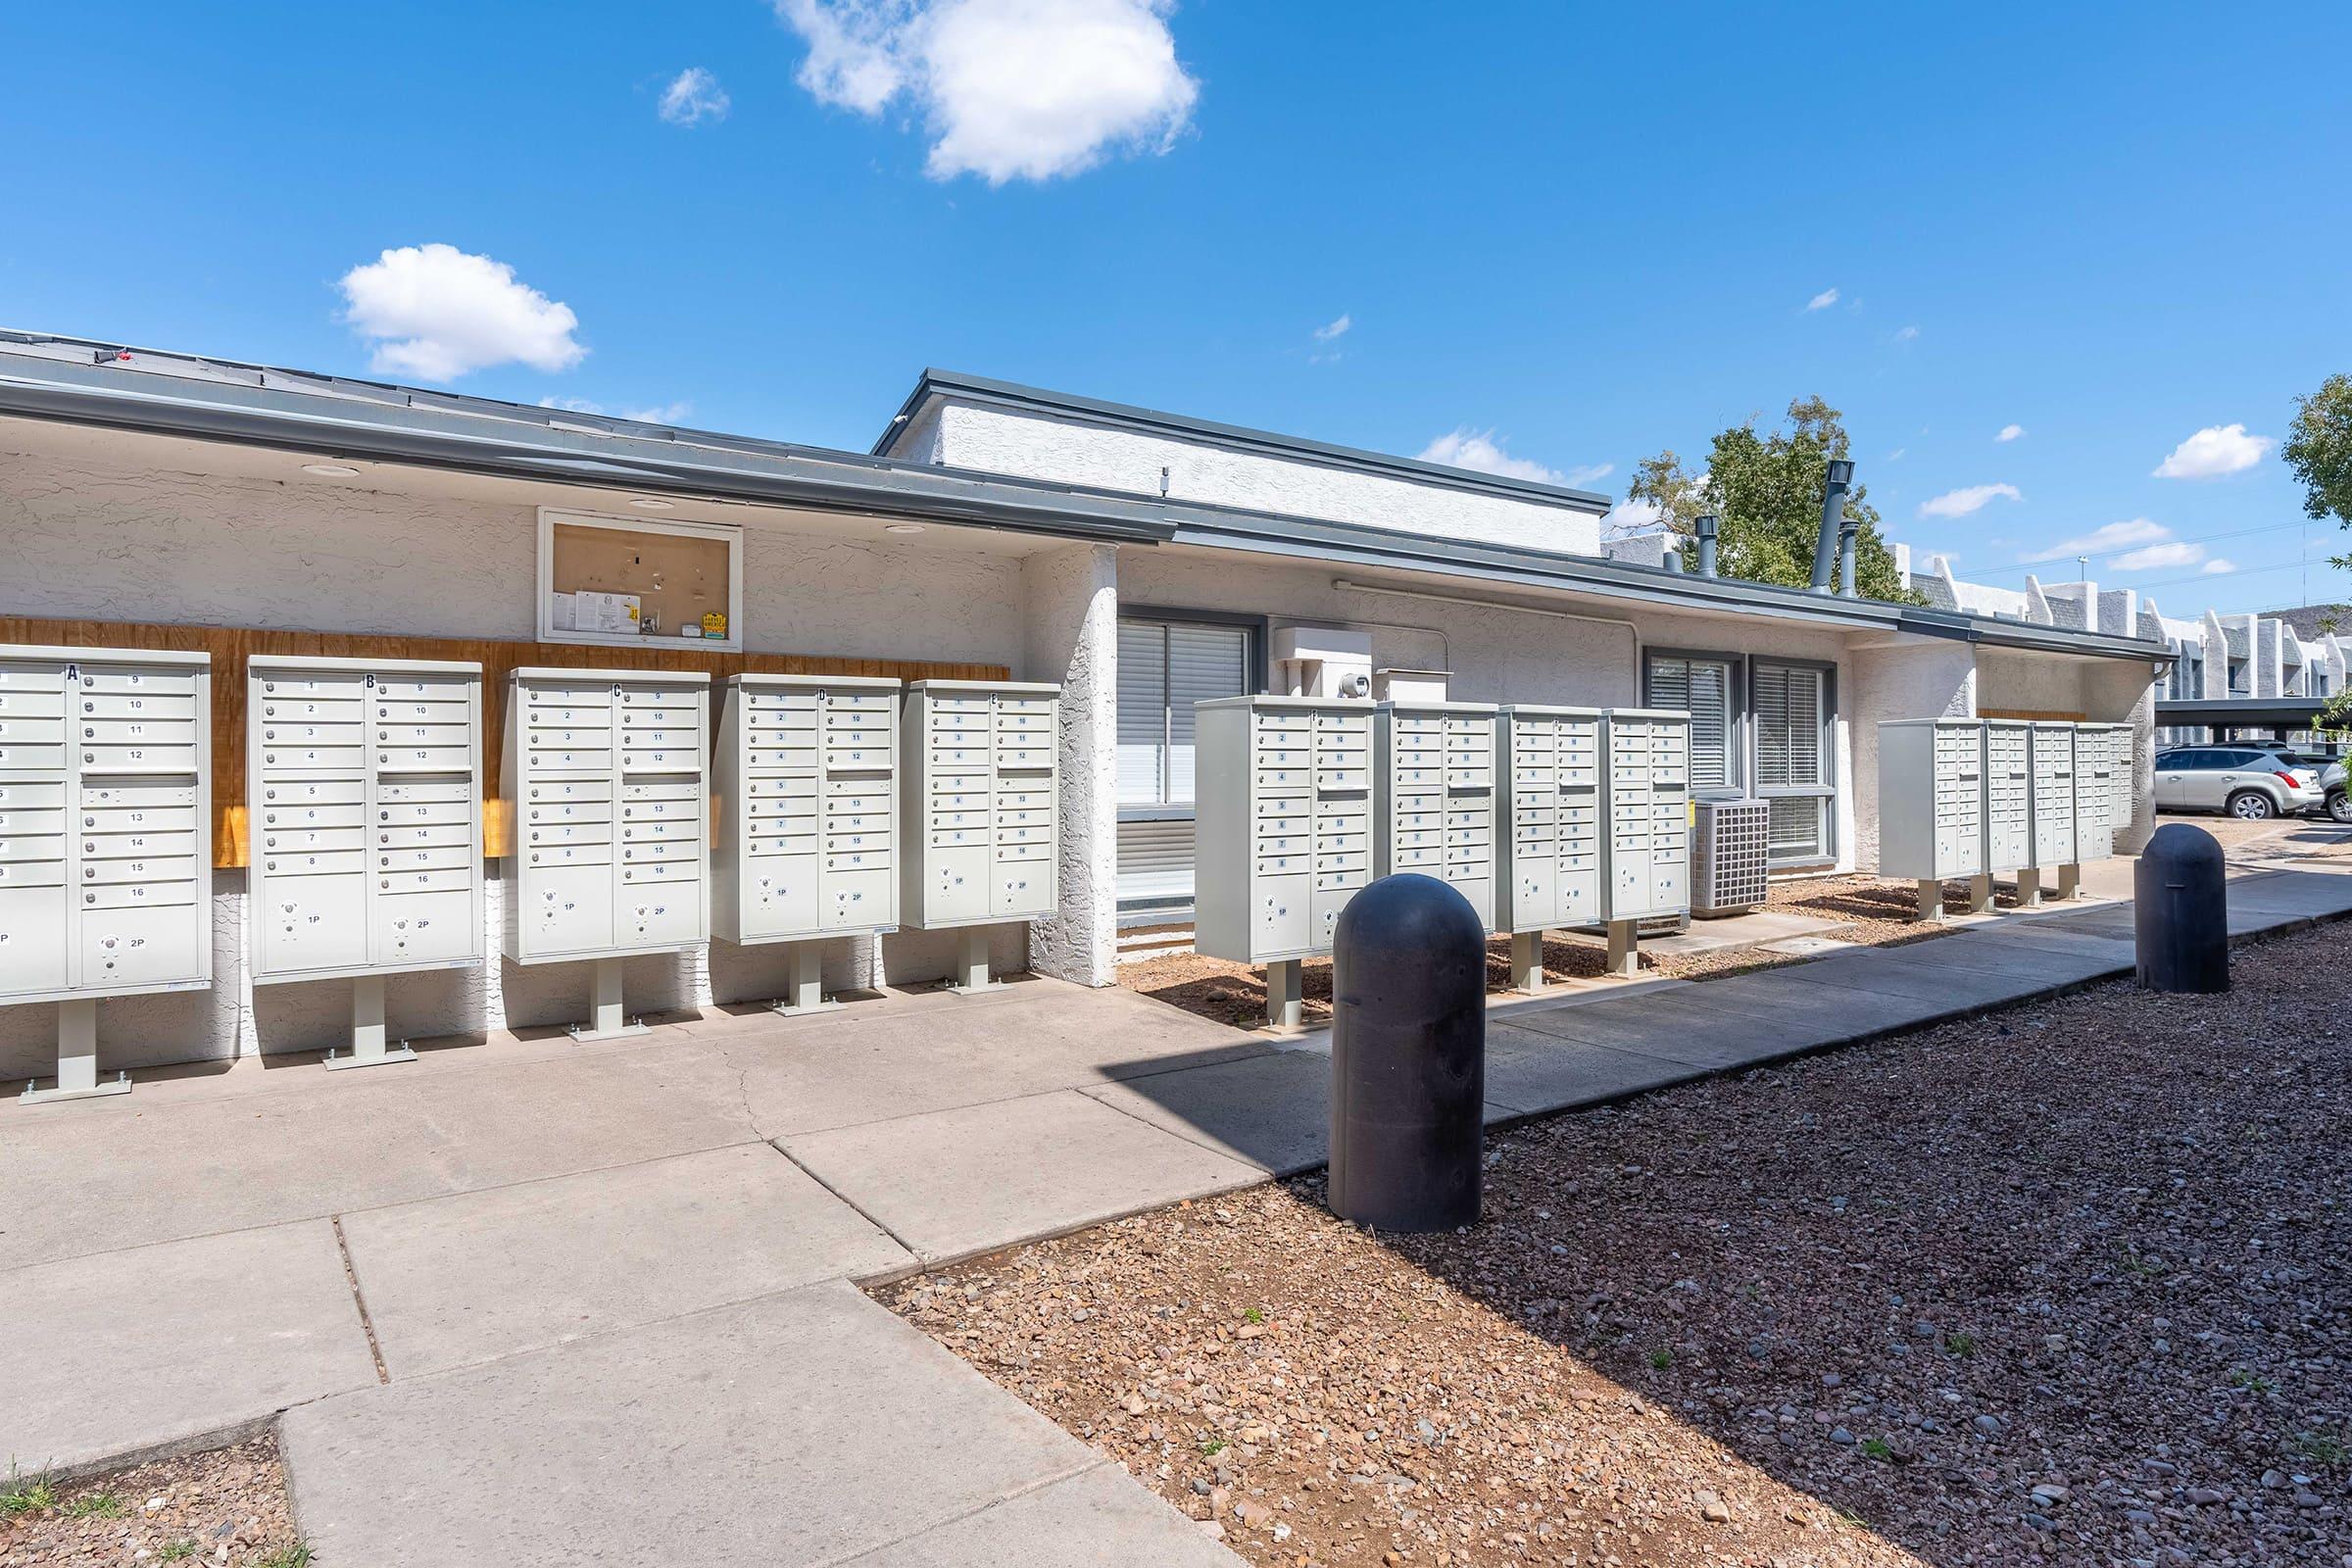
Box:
1893, 547, 2345, 752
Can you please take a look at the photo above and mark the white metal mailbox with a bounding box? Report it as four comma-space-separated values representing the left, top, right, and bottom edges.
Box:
898, 679, 1060, 991
2, 643, 213, 1102
1984, 718, 2033, 874
249, 656, 485, 1068
1875, 718, 1987, 881
1193, 696, 1376, 1024
2026, 720, 2078, 869
501, 666, 711, 1038
1599, 709, 1691, 922
713, 673, 900, 1013
2074, 722, 2130, 859
1374, 700, 1497, 930
1494, 705, 1607, 933
1492, 705, 1605, 992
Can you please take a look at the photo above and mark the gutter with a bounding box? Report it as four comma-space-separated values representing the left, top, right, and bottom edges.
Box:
0, 362, 1180, 548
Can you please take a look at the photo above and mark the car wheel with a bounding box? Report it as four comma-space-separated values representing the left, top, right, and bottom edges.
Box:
2227, 790, 2276, 820
2330, 789, 2351, 825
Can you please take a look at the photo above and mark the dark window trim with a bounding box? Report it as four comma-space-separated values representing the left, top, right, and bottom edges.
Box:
1748, 655, 1839, 861
1642, 646, 1747, 798
1115, 607, 1268, 825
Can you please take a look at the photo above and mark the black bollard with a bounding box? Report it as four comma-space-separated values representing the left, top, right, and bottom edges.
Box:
2134, 823, 2229, 994
1327, 873, 1487, 1232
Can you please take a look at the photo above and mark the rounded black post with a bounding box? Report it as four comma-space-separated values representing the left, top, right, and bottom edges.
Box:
1327, 873, 1487, 1232
2133, 822, 2229, 993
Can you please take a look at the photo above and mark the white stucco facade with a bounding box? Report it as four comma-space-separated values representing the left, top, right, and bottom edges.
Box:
0, 343, 2168, 1082
906, 396, 1606, 557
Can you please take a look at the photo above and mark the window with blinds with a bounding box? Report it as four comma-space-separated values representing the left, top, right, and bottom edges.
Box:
1117, 616, 1253, 915
1643, 655, 1737, 791
1752, 660, 1833, 862
1116, 619, 1251, 807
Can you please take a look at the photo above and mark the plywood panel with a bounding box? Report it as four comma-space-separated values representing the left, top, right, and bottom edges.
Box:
0, 618, 1008, 866
1980, 707, 2087, 721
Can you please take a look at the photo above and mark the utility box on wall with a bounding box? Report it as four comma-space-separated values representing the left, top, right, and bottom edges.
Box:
1874, 717, 1986, 881
1493, 705, 1604, 934
500, 667, 712, 965
0, 645, 214, 1006
1374, 700, 1497, 930
1193, 695, 1375, 962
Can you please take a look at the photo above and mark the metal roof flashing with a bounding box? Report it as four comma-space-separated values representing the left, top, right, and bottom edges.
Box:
879, 368, 1615, 514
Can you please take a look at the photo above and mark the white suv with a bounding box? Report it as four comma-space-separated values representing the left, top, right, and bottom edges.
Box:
2153, 747, 2326, 820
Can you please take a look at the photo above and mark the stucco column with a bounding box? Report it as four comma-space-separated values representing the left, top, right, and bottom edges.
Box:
1020, 543, 1119, 986
2089, 657, 2163, 854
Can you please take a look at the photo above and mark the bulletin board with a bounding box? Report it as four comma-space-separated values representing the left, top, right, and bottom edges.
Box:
540, 509, 743, 650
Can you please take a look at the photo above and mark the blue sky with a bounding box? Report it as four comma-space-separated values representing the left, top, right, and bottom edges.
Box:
4, 1, 2348, 616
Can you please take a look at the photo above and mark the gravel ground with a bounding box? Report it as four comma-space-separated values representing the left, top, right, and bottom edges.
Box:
890, 921, 2352, 1568
1118, 873, 1993, 1029
0, 1435, 303, 1566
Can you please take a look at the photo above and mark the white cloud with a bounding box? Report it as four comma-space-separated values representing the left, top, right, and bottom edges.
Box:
2152, 422, 2274, 479
2023, 516, 2166, 563
1560, 462, 1614, 488
660, 67, 731, 125
775, 0, 1199, 184
539, 395, 692, 425
1418, 428, 1562, 485
2110, 541, 2206, 572
2201, 558, 2237, 575
1886, 447, 1906, 462
341, 244, 584, 381
1600, 497, 1664, 539
1996, 423, 2025, 442
1890, 323, 1919, 343
1918, 482, 2022, 519
1805, 287, 1839, 312
1312, 313, 1350, 342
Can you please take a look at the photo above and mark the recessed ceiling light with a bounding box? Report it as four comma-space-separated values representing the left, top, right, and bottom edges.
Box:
301, 463, 360, 477
885, 522, 925, 534
628, 497, 676, 511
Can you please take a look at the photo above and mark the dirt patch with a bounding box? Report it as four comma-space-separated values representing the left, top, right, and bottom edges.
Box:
1118, 872, 2006, 1028
891, 923, 2352, 1566
1, 1434, 303, 1566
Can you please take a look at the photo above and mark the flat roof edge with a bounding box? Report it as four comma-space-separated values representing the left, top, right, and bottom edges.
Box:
884, 368, 1616, 514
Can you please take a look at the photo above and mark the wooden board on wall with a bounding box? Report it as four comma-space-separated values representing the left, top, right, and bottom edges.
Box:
1980, 707, 2089, 721
0, 617, 1010, 866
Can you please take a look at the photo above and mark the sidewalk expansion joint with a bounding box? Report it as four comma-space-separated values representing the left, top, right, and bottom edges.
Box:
331, 1214, 391, 1386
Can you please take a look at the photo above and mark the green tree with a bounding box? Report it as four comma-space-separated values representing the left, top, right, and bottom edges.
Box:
2283, 374, 2352, 733
1629, 396, 1920, 603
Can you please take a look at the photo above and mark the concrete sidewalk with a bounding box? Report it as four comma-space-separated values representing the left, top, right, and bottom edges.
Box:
3, 858, 2346, 1564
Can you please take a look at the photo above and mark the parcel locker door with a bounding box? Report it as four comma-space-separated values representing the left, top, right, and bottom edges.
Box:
258, 874, 369, 974
0, 885, 70, 995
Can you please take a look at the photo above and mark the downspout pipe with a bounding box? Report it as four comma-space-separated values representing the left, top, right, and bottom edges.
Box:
1809, 458, 1855, 592
1837, 516, 1860, 598
1693, 513, 1720, 577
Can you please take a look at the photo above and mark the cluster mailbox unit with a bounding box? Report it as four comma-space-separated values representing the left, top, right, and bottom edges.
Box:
1874, 717, 1988, 920
248, 656, 485, 1068
2, 644, 214, 1102
712, 673, 901, 1013
899, 679, 1062, 993
1877, 716, 2120, 918
1373, 701, 1497, 930
501, 667, 711, 1039
1494, 706, 1605, 990
1598, 710, 1692, 974
1193, 696, 1374, 1027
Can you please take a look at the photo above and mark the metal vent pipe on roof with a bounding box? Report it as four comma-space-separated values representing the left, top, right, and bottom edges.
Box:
1837, 516, 1860, 598
1693, 513, 1720, 577
1808, 459, 1855, 592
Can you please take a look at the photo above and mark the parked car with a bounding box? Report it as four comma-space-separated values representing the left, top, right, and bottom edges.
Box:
2152, 747, 2325, 820
2324, 760, 2350, 824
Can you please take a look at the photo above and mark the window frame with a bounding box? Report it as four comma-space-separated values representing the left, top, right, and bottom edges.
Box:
1747, 656, 1839, 867
1642, 647, 1745, 797
1115, 606, 1267, 823
536, 507, 745, 653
